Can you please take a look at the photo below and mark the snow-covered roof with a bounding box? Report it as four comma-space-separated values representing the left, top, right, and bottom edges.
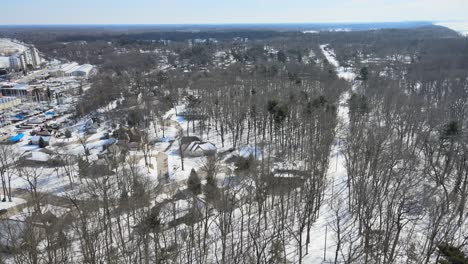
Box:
0, 97, 20, 104
197, 142, 216, 151
49, 62, 93, 76
29, 136, 51, 142
186, 141, 216, 152
1, 83, 30, 90
30, 151, 51, 162
49, 62, 78, 73
61, 62, 79, 73
73, 64, 93, 74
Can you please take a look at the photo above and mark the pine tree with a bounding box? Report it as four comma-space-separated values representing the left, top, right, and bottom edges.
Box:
187, 169, 201, 195
204, 173, 219, 203
64, 129, 72, 140
77, 158, 89, 178
277, 50, 287, 63
438, 243, 468, 264
38, 137, 46, 148
359, 67, 369, 80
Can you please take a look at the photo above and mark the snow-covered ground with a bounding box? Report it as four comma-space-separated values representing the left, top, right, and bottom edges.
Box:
320, 44, 356, 81
0, 38, 27, 56
0, 198, 26, 211
301, 45, 355, 263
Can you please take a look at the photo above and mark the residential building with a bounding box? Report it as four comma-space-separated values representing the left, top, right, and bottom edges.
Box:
8, 56, 20, 70
8, 46, 42, 71
0, 96, 21, 111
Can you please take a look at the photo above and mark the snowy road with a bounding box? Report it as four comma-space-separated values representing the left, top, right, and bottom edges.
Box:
302, 45, 356, 264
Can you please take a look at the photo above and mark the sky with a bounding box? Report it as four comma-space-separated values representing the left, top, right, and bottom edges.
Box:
1, 0, 467, 25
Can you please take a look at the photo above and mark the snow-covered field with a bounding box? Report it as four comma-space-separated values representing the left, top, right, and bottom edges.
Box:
0, 38, 27, 56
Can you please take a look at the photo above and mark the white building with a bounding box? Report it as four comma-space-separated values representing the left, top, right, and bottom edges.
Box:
49, 62, 78, 77
8, 55, 20, 70
31, 47, 41, 66
0, 96, 21, 110
49, 62, 94, 77
19, 54, 27, 70
8, 47, 42, 71
71, 64, 94, 77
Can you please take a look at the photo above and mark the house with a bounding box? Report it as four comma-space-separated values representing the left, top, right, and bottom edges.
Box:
180, 136, 201, 155
34, 129, 52, 137
184, 141, 217, 157
264, 169, 308, 196
179, 135, 217, 156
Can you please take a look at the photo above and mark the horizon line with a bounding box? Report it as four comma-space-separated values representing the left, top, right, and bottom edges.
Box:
0, 20, 440, 27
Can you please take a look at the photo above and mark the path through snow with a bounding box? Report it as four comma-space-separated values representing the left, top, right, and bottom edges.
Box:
301, 45, 356, 263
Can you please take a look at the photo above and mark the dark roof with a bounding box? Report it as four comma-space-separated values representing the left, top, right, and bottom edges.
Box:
36, 130, 51, 136
180, 136, 201, 146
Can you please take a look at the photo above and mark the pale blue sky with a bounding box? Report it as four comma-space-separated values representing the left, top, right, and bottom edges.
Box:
1, 0, 467, 25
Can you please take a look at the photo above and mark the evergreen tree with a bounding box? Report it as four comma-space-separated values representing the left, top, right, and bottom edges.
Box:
38, 137, 46, 148
46, 87, 52, 101
77, 158, 89, 178
277, 50, 287, 63
359, 67, 369, 80
64, 129, 72, 140
204, 173, 219, 203
438, 243, 468, 264
187, 169, 201, 195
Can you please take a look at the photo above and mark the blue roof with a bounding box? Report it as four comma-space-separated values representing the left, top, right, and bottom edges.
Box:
14, 114, 25, 120
9, 133, 24, 143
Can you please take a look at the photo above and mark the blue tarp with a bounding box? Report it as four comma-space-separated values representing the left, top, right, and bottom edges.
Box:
14, 114, 25, 120
9, 133, 24, 143
45, 112, 56, 116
